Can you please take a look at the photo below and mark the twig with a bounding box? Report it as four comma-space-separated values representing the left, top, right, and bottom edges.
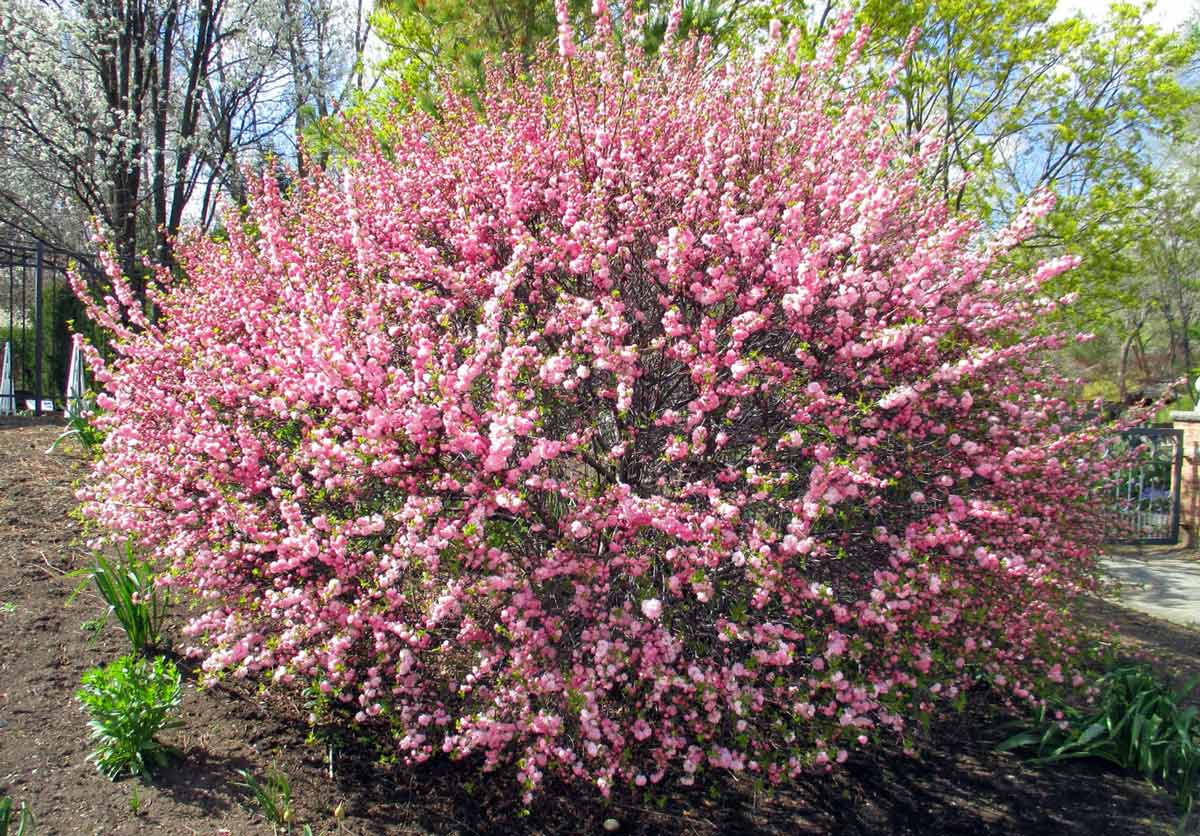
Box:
39, 550, 69, 575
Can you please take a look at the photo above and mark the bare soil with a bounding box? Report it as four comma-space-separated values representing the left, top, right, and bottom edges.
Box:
1, 421, 1198, 836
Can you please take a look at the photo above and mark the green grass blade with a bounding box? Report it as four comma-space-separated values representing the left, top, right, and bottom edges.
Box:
996, 730, 1045, 753
15, 802, 34, 836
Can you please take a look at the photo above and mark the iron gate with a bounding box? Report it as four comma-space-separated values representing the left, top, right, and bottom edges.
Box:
1111, 427, 1183, 545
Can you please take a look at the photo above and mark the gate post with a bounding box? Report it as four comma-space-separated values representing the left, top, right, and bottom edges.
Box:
33, 241, 44, 417
1169, 410, 1200, 544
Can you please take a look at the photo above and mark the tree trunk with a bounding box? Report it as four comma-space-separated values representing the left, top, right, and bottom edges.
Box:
1119, 328, 1139, 402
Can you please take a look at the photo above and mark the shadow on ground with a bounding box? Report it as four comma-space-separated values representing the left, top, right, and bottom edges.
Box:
286, 684, 1179, 836
1102, 544, 1200, 627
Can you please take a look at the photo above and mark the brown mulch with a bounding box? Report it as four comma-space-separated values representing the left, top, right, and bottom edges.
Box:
0, 421, 1197, 836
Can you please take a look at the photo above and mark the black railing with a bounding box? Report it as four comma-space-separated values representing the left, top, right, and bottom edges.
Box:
1, 237, 100, 417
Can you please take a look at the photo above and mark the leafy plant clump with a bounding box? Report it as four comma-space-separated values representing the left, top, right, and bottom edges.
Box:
77, 654, 182, 780
47, 398, 105, 456
1000, 666, 1200, 810
73, 3, 1139, 802
88, 543, 169, 655
235, 767, 300, 836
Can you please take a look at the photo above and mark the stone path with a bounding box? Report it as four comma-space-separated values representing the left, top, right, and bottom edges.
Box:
1101, 546, 1200, 628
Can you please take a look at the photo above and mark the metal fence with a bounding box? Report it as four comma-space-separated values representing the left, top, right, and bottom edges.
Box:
1111, 427, 1183, 545
1, 237, 98, 417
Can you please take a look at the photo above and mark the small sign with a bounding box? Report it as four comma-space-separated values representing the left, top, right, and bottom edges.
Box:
23, 399, 54, 412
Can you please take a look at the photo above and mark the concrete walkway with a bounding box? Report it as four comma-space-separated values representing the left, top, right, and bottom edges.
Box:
1100, 546, 1200, 628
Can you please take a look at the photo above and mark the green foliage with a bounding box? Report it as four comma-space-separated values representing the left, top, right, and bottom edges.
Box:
372, 0, 753, 100
373, 0, 562, 99
235, 767, 296, 835
754, 0, 1200, 392
0, 326, 41, 411
0, 797, 36, 836
89, 542, 169, 655
1081, 379, 1121, 402
0, 278, 81, 406
311, 0, 760, 160
633, 0, 756, 57
771, 0, 1196, 391
76, 654, 182, 780
999, 665, 1200, 810
47, 400, 105, 456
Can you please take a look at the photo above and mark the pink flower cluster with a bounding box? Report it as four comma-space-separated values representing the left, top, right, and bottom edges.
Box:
75, 9, 1129, 801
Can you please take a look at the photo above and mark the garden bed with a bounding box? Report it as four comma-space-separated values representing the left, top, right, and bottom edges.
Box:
0, 421, 1195, 835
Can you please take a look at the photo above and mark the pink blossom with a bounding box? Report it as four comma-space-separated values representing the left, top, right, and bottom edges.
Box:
71, 7, 1132, 804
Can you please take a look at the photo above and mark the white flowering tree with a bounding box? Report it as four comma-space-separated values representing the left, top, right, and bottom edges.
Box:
0, 0, 370, 287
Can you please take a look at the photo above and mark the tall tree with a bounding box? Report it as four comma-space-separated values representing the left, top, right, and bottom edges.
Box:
0, 0, 372, 284
1132, 158, 1200, 385
758, 0, 1198, 390
278, 0, 376, 172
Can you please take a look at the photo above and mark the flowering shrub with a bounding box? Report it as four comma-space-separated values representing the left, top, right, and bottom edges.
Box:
76, 4, 1128, 800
